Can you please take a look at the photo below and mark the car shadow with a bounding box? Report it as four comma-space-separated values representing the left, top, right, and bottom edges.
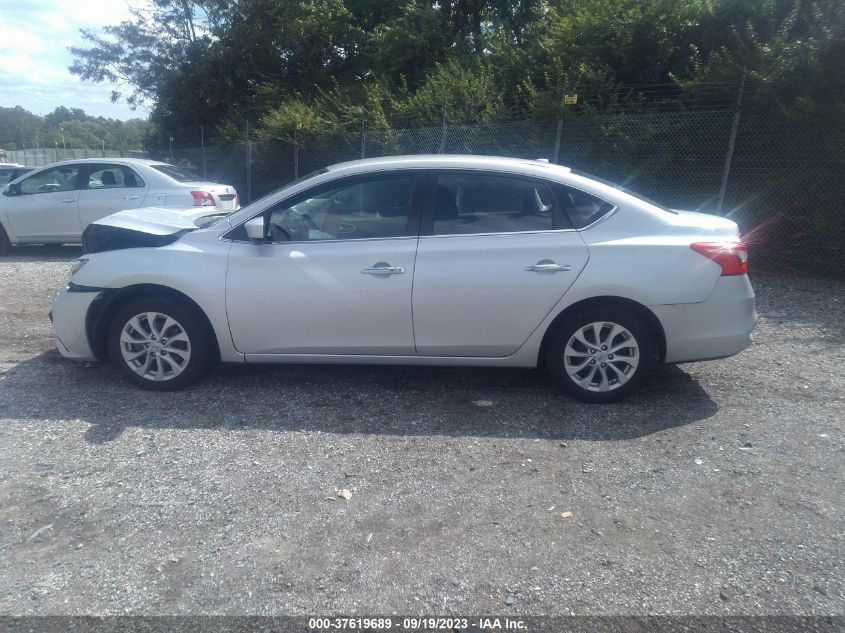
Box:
1, 349, 718, 444
0, 244, 82, 262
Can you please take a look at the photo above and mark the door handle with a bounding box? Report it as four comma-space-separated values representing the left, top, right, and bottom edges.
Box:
122, 195, 140, 200
61, 198, 76, 204
525, 261, 571, 273
361, 264, 405, 275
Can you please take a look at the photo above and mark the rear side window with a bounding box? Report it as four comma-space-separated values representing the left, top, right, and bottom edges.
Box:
86, 164, 146, 189
152, 164, 203, 183
432, 173, 569, 235
551, 184, 615, 229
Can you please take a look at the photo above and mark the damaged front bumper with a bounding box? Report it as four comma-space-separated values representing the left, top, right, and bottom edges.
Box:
51, 284, 104, 361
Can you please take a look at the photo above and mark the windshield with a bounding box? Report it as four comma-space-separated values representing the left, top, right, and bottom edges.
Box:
152, 164, 205, 183
226, 168, 330, 224
260, 168, 330, 199
571, 170, 677, 214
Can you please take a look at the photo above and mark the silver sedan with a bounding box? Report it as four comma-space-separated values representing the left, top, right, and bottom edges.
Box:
51, 155, 756, 402
0, 158, 238, 250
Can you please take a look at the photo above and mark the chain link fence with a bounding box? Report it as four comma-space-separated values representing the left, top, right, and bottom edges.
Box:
161, 104, 843, 277
5, 147, 125, 168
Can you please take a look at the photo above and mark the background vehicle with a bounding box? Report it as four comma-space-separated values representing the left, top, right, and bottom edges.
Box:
0, 163, 32, 187
51, 155, 757, 402
0, 158, 238, 251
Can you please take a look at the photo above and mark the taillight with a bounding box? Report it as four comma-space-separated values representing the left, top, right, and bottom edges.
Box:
235, 194, 240, 208
690, 242, 748, 276
191, 191, 216, 207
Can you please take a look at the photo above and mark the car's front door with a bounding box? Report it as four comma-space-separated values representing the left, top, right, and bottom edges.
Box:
225, 172, 423, 356
412, 171, 591, 357
5, 164, 83, 240
77, 163, 149, 228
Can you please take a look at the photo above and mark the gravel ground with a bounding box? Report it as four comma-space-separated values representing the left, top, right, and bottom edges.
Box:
0, 245, 842, 616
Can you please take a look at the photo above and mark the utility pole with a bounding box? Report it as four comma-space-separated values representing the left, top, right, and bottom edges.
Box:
717, 70, 747, 214
245, 122, 252, 203
360, 112, 366, 159
293, 122, 299, 180
102, 137, 106, 157
552, 86, 567, 164
438, 97, 448, 154
168, 134, 173, 162
200, 125, 207, 178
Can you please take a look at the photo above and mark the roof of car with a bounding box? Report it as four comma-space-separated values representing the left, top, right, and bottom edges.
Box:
328, 154, 571, 173
31, 158, 169, 167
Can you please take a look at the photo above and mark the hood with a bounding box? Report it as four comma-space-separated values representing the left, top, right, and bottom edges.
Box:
93, 206, 228, 233
82, 206, 230, 254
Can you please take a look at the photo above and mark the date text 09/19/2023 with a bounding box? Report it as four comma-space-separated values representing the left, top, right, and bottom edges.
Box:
307, 617, 528, 630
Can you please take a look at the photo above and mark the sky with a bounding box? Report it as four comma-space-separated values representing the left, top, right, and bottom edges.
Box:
0, 0, 149, 121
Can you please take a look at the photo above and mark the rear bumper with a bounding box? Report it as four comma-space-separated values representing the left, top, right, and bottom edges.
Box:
651, 275, 758, 364
51, 287, 101, 361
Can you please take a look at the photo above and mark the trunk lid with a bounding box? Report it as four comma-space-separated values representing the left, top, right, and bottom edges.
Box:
669, 209, 741, 239
192, 183, 239, 210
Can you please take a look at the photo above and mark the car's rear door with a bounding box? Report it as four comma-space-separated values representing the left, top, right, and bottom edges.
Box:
412, 170, 590, 357
77, 163, 149, 228
225, 171, 424, 356
5, 164, 83, 240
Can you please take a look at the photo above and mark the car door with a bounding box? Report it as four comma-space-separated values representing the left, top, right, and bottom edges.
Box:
5, 164, 83, 240
412, 171, 591, 357
77, 163, 148, 228
225, 172, 423, 356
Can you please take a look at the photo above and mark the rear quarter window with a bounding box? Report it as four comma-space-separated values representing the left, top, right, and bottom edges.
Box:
152, 164, 203, 183
551, 184, 615, 229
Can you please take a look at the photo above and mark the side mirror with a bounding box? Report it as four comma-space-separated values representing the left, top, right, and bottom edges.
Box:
244, 216, 267, 242
2, 183, 16, 196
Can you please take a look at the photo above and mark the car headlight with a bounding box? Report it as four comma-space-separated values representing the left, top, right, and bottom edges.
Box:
69, 258, 89, 279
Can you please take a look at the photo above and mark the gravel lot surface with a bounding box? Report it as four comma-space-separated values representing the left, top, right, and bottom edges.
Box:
0, 246, 842, 616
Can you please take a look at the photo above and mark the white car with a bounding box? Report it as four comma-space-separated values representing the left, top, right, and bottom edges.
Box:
0, 163, 32, 187
50, 155, 757, 402
0, 158, 238, 251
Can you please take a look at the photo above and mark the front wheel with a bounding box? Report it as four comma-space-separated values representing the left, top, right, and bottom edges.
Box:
546, 309, 655, 403
107, 298, 214, 390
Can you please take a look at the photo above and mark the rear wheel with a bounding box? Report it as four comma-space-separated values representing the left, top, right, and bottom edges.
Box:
107, 297, 214, 390
546, 309, 655, 403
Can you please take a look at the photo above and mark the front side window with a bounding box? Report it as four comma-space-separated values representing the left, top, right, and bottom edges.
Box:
265, 175, 417, 242
551, 184, 615, 229
18, 165, 81, 195
432, 173, 563, 235
86, 164, 146, 189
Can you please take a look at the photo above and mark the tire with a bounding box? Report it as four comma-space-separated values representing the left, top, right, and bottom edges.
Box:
546, 308, 655, 403
0, 224, 10, 254
107, 297, 215, 390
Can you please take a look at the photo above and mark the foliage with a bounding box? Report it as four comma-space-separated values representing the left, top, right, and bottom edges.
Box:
0, 106, 149, 152
64, 0, 845, 147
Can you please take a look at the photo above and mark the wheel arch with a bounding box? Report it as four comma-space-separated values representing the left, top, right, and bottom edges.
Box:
538, 296, 667, 366
87, 283, 220, 362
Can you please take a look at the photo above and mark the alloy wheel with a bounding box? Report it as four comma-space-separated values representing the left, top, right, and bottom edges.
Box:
119, 312, 191, 381
563, 321, 640, 392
